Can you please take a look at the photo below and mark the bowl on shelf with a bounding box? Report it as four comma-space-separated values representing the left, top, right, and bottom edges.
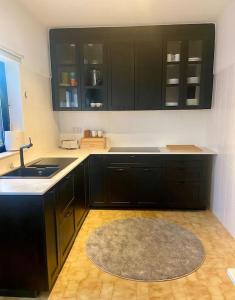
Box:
167, 78, 179, 85
187, 77, 200, 84
188, 57, 201, 62
165, 101, 178, 107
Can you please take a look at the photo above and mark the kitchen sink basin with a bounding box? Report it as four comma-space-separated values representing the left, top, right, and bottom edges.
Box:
1, 157, 78, 179
1, 167, 60, 178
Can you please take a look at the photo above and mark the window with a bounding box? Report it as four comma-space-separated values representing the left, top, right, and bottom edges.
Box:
0, 61, 10, 152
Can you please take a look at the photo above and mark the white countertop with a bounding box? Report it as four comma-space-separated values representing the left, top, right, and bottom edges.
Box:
0, 147, 215, 196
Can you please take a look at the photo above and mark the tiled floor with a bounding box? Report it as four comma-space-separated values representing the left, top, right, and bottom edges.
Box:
2, 209, 235, 300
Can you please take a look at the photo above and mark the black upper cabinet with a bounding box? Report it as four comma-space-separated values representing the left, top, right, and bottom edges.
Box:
108, 42, 134, 110
134, 40, 162, 110
162, 25, 215, 110
50, 24, 215, 111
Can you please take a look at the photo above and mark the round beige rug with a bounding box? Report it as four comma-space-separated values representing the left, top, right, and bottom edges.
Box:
86, 218, 205, 281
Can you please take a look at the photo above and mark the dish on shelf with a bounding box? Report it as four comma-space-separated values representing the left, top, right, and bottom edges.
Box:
90, 102, 103, 108
167, 78, 179, 85
165, 102, 178, 107
186, 98, 199, 106
187, 77, 200, 84
188, 57, 201, 62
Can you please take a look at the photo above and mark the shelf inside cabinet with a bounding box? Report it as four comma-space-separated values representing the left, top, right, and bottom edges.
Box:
59, 84, 78, 88
85, 85, 102, 89
166, 83, 180, 87
167, 61, 181, 65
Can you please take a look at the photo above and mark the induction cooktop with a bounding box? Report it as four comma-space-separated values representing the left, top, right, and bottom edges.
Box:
108, 147, 160, 152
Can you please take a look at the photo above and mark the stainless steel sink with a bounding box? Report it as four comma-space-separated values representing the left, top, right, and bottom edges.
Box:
1, 166, 60, 178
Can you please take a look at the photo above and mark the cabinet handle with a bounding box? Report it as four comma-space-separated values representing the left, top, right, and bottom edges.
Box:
144, 168, 150, 171
117, 168, 124, 171
130, 155, 136, 158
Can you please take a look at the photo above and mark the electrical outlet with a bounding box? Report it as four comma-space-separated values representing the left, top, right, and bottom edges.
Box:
72, 127, 81, 134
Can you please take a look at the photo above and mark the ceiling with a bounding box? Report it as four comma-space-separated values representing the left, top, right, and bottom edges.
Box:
18, 0, 231, 28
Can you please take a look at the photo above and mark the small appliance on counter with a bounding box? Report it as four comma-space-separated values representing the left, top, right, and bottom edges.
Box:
60, 138, 79, 149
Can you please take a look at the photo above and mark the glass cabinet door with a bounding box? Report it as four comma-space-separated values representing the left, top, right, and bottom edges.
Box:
55, 43, 80, 109
83, 43, 105, 110
186, 40, 203, 107
164, 41, 182, 107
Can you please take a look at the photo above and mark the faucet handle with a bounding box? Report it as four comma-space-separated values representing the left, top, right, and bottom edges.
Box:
29, 137, 33, 146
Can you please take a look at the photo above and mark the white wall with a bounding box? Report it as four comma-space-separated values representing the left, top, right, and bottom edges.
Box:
57, 110, 211, 147
209, 0, 235, 237
0, 0, 59, 174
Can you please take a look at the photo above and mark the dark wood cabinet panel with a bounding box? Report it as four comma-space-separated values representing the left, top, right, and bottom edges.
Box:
132, 167, 162, 206
74, 163, 87, 228
164, 181, 203, 209
59, 199, 75, 265
108, 43, 134, 110
106, 166, 134, 205
89, 155, 106, 206
135, 41, 162, 110
44, 190, 60, 289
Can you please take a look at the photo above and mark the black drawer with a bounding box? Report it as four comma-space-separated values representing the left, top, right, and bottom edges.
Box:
57, 173, 74, 213
165, 166, 202, 181
105, 154, 162, 166
164, 160, 203, 181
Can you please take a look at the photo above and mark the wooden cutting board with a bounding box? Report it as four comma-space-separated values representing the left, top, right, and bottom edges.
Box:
166, 145, 203, 152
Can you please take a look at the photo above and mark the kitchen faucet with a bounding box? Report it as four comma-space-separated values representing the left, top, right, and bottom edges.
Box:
20, 137, 33, 168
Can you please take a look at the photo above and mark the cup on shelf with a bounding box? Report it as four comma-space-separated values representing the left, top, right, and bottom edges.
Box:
174, 54, 180, 62
167, 54, 172, 62
167, 53, 180, 63
91, 130, 98, 137
90, 102, 96, 108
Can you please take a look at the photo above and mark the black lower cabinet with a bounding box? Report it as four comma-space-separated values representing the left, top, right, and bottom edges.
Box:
89, 154, 213, 209
44, 189, 60, 290
74, 162, 88, 229
89, 155, 106, 207
0, 160, 89, 297
106, 166, 134, 206
133, 167, 162, 206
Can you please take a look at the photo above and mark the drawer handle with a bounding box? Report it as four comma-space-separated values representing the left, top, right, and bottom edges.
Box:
130, 155, 136, 158
144, 168, 150, 171
117, 168, 124, 171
